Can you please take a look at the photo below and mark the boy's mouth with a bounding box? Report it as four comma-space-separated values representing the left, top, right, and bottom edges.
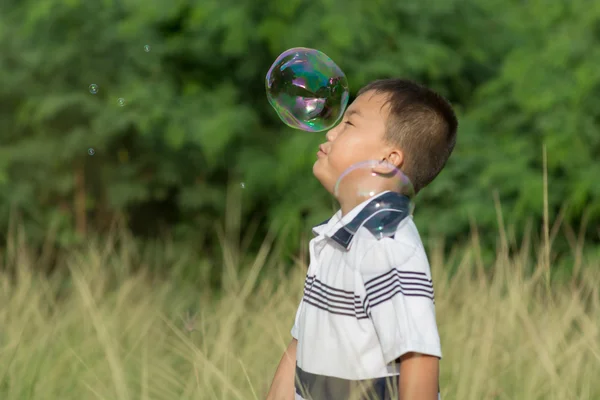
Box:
317, 145, 327, 156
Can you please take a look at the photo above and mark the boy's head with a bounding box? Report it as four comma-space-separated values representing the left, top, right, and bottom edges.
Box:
313, 78, 458, 201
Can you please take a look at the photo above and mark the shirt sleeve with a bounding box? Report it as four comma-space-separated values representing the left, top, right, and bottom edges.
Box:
359, 240, 442, 365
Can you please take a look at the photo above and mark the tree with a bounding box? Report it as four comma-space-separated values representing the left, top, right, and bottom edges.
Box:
0, 0, 596, 277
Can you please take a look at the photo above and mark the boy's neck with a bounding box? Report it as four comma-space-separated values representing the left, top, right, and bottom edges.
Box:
338, 190, 390, 217
339, 200, 356, 217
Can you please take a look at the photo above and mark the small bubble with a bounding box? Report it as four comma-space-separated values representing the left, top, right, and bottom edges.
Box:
89, 84, 98, 94
88, 148, 95, 156
181, 310, 197, 333
118, 98, 125, 106
144, 45, 151, 52
240, 182, 246, 189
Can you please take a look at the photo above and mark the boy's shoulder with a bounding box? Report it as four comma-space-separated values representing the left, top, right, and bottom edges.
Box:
353, 216, 430, 277
357, 215, 424, 254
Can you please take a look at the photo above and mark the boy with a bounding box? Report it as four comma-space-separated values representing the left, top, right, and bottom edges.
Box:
266, 79, 458, 400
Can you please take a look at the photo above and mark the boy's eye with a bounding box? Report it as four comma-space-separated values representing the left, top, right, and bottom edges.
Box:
344, 121, 353, 126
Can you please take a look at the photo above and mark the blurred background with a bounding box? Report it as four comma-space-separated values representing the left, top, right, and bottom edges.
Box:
0, 0, 599, 282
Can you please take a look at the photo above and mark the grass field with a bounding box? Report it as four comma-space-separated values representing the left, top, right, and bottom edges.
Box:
0, 222, 598, 400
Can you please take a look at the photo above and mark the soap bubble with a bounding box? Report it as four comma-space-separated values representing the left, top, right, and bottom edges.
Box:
118, 98, 125, 106
334, 160, 415, 239
265, 47, 349, 132
144, 45, 151, 52
240, 182, 246, 189
89, 84, 98, 94
88, 148, 95, 156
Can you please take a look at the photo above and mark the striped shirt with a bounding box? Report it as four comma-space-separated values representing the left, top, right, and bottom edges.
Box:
291, 191, 442, 400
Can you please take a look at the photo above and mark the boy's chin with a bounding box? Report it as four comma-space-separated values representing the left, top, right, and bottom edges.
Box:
312, 166, 335, 194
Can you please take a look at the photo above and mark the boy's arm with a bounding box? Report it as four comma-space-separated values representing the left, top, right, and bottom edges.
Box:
398, 352, 439, 400
266, 339, 298, 400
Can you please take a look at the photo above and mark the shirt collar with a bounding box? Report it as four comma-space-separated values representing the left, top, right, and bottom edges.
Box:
311, 191, 412, 249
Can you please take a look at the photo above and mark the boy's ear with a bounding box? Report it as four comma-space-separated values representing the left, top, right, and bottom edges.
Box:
372, 149, 404, 175
386, 149, 404, 169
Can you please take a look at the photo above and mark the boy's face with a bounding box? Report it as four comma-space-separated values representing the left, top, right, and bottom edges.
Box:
313, 90, 401, 195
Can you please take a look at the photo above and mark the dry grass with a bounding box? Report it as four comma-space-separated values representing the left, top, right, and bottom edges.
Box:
0, 219, 598, 400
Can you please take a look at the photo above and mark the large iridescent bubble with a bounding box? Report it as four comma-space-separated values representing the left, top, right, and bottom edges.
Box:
265, 47, 349, 132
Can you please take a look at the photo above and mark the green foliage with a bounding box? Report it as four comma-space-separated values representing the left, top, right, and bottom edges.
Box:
0, 0, 598, 262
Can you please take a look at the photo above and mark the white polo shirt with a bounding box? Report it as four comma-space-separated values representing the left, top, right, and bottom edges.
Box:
291, 191, 441, 400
